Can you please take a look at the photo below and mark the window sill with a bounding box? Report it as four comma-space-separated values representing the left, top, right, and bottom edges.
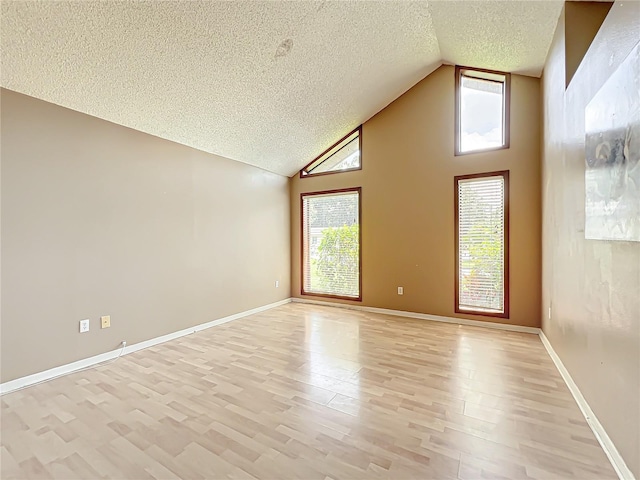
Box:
456, 306, 509, 319
454, 144, 510, 156
301, 291, 362, 302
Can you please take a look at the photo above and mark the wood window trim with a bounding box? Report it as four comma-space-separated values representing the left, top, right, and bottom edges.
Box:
454, 65, 511, 157
299, 126, 362, 178
300, 187, 362, 302
454, 170, 510, 319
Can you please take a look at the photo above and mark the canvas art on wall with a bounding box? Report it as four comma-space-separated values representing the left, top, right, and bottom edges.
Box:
585, 42, 640, 242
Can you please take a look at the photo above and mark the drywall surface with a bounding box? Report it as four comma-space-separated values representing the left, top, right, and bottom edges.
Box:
564, 1, 613, 88
1, 89, 290, 382
542, 2, 640, 476
290, 65, 542, 328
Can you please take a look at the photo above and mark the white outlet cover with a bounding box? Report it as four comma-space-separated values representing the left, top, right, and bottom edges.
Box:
398, 287, 404, 295
79, 319, 90, 333
275, 280, 279, 288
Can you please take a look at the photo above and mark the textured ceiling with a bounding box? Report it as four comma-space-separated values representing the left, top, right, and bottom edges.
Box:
1, 1, 563, 176
431, 1, 564, 77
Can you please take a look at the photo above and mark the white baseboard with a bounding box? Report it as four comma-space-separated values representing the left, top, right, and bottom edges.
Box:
0, 298, 292, 395
539, 331, 634, 480
291, 297, 541, 334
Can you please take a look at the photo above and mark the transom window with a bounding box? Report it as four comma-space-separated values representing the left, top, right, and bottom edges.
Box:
455, 171, 509, 317
301, 188, 361, 300
455, 66, 510, 155
300, 127, 361, 177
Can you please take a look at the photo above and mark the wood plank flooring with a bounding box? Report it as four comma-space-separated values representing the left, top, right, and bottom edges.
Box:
1, 303, 616, 479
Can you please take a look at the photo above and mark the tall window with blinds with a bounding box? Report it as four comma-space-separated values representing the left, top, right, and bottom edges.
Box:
455, 171, 509, 318
301, 188, 361, 300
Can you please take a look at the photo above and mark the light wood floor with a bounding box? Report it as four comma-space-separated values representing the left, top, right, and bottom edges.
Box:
1, 303, 616, 479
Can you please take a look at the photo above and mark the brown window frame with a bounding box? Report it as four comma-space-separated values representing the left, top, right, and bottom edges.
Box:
454, 170, 510, 318
299, 126, 362, 178
454, 66, 511, 156
300, 187, 362, 301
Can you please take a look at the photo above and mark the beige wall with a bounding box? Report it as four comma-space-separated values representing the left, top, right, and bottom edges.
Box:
290, 65, 542, 328
564, 1, 612, 88
542, 2, 640, 476
1, 89, 290, 383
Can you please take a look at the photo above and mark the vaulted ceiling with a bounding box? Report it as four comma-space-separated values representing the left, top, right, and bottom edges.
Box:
1, 1, 564, 176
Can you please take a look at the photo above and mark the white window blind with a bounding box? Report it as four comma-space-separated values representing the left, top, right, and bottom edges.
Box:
456, 173, 507, 315
302, 189, 360, 299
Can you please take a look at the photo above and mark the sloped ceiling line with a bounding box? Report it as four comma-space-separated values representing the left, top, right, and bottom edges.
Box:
1, 1, 563, 176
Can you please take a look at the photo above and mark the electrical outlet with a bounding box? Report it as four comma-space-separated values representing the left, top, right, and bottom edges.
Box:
275, 280, 279, 288
79, 319, 90, 333
548, 307, 551, 320
398, 286, 404, 295
101, 315, 111, 329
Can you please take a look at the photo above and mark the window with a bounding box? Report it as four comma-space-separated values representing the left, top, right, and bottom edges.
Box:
301, 188, 361, 300
455, 66, 510, 155
455, 171, 509, 317
300, 127, 361, 177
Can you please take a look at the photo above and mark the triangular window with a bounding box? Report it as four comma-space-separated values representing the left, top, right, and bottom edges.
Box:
300, 127, 361, 177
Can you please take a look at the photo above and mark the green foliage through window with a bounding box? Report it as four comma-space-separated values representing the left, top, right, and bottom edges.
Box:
315, 225, 359, 297
302, 189, 360, 299
456, 173, 507, 315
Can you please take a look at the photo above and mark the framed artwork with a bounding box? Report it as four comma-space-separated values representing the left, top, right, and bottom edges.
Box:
585, 42, 640, 242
